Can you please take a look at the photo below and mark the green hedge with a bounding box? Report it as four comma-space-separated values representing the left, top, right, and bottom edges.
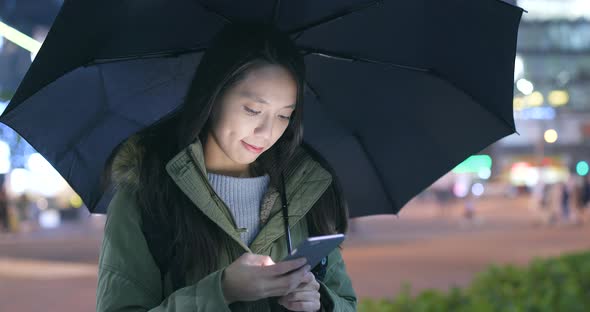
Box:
358, 250, 590, 312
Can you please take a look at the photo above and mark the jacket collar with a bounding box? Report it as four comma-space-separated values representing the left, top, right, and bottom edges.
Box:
165, 138, 332, 254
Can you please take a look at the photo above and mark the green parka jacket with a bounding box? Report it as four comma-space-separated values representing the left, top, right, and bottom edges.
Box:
96, 138, 357, 311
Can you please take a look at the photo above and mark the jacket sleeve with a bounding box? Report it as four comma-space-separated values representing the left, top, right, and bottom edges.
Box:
317, 247, 357, 311
96, 188, 231, 312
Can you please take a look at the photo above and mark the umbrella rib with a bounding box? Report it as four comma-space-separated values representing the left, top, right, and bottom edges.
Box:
88, 46, 209, 66
304, 81, 399, 213
351, 132, 400, 214
53, 69, 110, 165
193, 0, 232, 23
303, 79, 350, 132
53, 114, 144, 174
429, 69, 517, 134
304, 49, 517, 134
65, 148, 81, 186
289, 0, 383, 38
301, 47, 429, 73
272, 0, 282, 24
304, 80, 321, 101
52, 68, 145, 164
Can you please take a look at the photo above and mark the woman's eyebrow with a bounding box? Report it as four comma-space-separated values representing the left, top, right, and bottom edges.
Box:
239, 90, 296, 109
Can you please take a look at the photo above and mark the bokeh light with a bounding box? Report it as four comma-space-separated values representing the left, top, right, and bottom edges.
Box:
471, 183, 485, 197
577, 161, 589, 176
516, 78, 534, 95
544, 129, 558, 143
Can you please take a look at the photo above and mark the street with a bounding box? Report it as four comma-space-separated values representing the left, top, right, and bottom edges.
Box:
1, 196, 589, 310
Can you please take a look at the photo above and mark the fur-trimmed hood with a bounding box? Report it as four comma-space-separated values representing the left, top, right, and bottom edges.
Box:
108, 134, 333, 226
110, 134, 145, 193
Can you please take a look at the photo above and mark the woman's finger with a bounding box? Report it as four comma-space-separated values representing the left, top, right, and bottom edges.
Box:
263, 265, 310, 296
289, 272, 318, 292
283, 289, 321, 303
278, 297, 321, 312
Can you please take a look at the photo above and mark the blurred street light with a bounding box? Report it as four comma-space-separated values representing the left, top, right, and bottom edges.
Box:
471, 183, 484, 197
544, 129, 558, 144
526, 91, 544, 107
516, 78, 534, 95
26, 153, 67, 196
478, 167, 492, 180
0, 20, 41, 54
9, 168, 30, 195
548, 90, 569, 107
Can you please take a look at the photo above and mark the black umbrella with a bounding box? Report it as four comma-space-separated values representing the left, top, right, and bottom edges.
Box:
0, 0, 523, 218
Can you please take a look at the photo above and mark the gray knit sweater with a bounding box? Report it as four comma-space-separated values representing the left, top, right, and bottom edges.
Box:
207, 172, 270, 246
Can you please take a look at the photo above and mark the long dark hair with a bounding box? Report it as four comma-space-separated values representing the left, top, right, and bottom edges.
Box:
111, 22, 348, 280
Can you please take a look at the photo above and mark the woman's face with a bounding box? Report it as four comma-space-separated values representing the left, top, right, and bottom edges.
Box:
207, 64, 298, 169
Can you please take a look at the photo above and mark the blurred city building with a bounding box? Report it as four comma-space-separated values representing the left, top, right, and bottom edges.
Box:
0, 0, 588, 224
490, 0, 590, 193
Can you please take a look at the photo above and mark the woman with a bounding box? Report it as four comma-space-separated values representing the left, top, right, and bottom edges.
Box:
96, 22, 357, 311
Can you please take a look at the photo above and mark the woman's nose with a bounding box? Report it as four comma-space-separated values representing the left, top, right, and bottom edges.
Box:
255, 116, 273, 140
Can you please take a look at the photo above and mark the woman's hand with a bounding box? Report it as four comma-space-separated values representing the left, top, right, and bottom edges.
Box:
278, 271, 321, 312
221, 253, 310, 304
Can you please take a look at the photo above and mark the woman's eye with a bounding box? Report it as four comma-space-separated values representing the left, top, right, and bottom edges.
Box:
243, 106, 260, 115
244, 106, 290, 120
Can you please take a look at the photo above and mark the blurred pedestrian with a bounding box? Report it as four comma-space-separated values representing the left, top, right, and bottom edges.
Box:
529, 181, 550, 226
544, 183, 562, 225
432, 173, 455, 218
15, 193, 30, 221
577, 174, 590, 224
560, 181, 571, 223
0, 174, 9, 232
460, 193, 482, 227
15, 193, 35, 232
558, 174, 580, 225
583, 175, 590, 207
463, 194, 475, 220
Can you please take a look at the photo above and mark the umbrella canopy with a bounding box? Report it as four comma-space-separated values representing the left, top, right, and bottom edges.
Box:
0, 0, 523, 217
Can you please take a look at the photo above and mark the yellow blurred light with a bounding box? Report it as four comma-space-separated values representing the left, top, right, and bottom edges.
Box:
526, 91, 544, 107
0, 21, 41, 53
69, 195, 83, 208
544, 129, 558, 143
548, 90, 569, 107
513, 97, 525, 111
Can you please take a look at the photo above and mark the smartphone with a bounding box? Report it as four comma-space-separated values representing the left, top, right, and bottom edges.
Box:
281, 234, 345, 270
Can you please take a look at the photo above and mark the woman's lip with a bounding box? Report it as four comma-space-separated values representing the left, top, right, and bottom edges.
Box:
242, 141, 263, 153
